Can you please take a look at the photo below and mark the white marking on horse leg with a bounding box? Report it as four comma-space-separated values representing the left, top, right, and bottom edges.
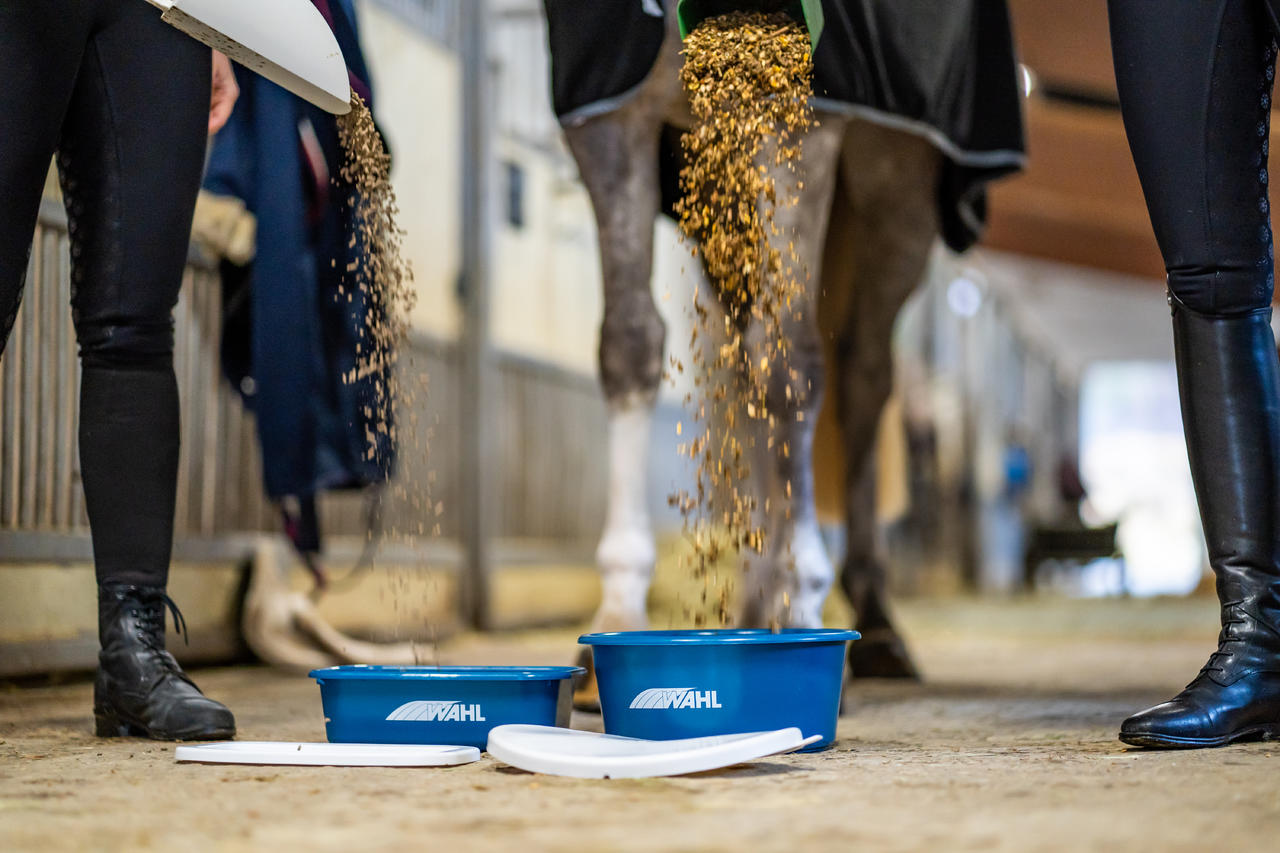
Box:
592, 392, 658, 632
737, 415, 833, 629
736, 445, 832, 629
779, 420, 833, 628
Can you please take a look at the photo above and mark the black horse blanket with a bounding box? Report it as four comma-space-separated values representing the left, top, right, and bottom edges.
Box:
543, 0, 1026, 252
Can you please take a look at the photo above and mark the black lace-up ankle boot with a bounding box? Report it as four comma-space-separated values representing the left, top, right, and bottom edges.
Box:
1120, 299, 1280, 748
94, 584, 236, 741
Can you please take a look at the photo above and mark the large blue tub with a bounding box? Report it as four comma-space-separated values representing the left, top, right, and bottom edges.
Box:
579, 629, 857, 751
309, 665, 582, 749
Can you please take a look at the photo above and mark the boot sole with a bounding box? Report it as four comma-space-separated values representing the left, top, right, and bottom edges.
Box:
95, 710, 235, 742
1119, 724, 1280, 749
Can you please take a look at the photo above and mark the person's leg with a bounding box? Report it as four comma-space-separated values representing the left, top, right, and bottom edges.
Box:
1112, 0, 1275, 315
1109, 0, 1280, 747
62, 0, 233, 740
0, 3, 90, 351
61, 1, 209, 592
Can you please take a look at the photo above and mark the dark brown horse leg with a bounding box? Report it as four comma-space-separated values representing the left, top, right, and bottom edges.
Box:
834, 122, 941, 679
842, 458, 920, 678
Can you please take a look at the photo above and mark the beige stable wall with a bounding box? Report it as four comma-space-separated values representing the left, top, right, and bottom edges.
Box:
355, 4, 702, 383
489, 137, 705, 382
357, 3, 463, 339
489, 136, 602, 373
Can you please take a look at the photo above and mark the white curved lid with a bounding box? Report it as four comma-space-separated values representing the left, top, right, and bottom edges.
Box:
486, 726, 820, 779
149, 0, 352, 114
174, 742, 480, 767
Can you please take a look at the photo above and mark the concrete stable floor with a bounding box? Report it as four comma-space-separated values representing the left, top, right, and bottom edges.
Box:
3, 596, 1279, 852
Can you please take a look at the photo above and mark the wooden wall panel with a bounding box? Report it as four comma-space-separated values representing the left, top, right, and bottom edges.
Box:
984, 97, 1165, 279
989, 6, 1280, 281
987, 2, 1155, 279
1006, 0, 1117, 100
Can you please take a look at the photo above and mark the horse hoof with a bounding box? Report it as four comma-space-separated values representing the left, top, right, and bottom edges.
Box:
848, 629, 920, 680
572, 647, 601, 712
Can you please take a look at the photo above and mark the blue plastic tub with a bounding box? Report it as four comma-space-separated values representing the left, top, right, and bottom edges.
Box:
309, 665, 583, 749
580, 629, 857, 751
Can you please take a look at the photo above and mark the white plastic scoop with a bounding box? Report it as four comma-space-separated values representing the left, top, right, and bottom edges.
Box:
143, 0, 352, 114
487, 725, 821, 779
175, 742, 480, 767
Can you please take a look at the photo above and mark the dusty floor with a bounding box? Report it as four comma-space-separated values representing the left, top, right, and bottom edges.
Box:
3, 596, 1279, 852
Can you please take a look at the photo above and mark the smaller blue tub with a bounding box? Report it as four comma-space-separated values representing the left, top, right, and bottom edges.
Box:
580, 629, 857, 751
310, 665, 583, 749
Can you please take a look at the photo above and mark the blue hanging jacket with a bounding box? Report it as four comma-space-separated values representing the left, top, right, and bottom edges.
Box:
204, 0, 393, 500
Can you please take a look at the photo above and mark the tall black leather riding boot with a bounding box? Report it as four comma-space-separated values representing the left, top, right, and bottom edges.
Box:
94, 584, 236, 741
1120, 298, 1280, 748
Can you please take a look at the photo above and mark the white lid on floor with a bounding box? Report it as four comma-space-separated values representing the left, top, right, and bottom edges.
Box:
174, 741, 481, 767
486, 725, 820, 779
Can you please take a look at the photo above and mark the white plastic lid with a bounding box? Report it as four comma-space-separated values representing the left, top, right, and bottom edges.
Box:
174, 741, 481, 767
486, 725, 820, 779
151, 0, 353, 114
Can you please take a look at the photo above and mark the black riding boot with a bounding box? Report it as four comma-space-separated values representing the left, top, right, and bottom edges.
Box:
1120, 298, 1280, 748
94, 584, 236, 740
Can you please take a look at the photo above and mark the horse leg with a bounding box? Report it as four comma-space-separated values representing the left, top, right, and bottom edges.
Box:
835, 122, 941, 678
565, 110, 666, 637
736, 117, 847, 628
842, 450, 920, 677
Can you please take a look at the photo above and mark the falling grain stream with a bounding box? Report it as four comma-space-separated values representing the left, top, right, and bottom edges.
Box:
670, 12, 814, 625
338, 95, 441, 659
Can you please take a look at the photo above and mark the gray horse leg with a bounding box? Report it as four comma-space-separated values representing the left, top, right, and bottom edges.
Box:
736, 117, 847, 629
834, 121, 941, 678
565, 112, 667, 635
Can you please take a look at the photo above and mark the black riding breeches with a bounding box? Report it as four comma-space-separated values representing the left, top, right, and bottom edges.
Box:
0, 0, 210, 587
1109, 0, 1280, 316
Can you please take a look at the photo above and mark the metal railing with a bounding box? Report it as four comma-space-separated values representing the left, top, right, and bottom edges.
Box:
0, 201, 278, 540
1, 201, 607, 557
1, 203, 77, 532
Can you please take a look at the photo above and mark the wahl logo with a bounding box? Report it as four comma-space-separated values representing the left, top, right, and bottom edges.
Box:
629, 688, 723, 710
386, 700, 487, 723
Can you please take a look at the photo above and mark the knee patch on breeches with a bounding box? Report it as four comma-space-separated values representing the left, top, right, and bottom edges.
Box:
1166, 262, 1275, 317
75, 318, 175, 369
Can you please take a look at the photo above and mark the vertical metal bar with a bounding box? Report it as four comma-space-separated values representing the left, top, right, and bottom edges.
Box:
0, 258, 6, 526
459, 0, 494, 629
240, 408, 255, 529
183, 269, 202, 536
57, 233, 76, 529
957, 307, 979, 589
172, 282, 192, 536
3, 237, 29, 528
183, 270, 200, 538
233, 401, 248, 529
240, 398, 257, 531
38, 229, 59, 527
199, 270, 220, 536
20, 230, 40, 530
239, 406, 260, 529
71, 340, 85, 529
221, 380, 240, 530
